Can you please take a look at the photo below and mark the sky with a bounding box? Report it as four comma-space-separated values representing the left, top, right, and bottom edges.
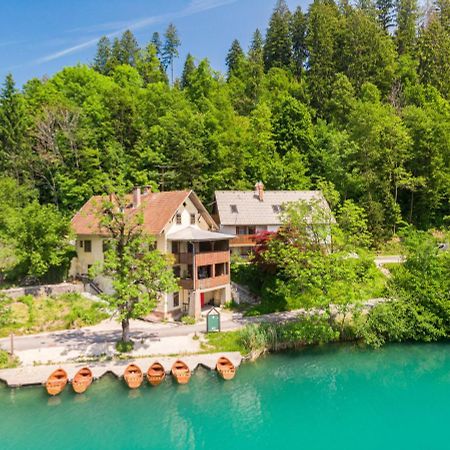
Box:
0, 0, 308, 87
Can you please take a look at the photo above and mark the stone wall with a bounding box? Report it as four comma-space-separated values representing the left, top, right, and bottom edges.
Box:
0, 282, 84, 300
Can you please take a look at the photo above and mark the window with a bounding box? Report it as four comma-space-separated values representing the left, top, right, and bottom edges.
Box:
230, 204, 238, 213
173, 292, 180, 308
190, 214, 196, 225
272, 204, 282, 213
79, 240, 83, 248
248, 226, 256, 235
236, 226, 246, 235
173, 266, 181, 278
176, 213, 182, 224
172, 241, 179, 254
84, 240, 92, 253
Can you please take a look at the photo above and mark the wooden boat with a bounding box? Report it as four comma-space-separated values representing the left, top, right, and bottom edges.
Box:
72, 367, 93, 394
45, 368, 68, 396
123, 364, 143, 389
216, 356, 236, 381
147, 362, 166, 386
171, 360, 191, 385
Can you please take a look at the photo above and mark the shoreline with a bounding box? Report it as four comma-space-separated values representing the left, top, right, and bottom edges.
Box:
0, 352, 242, 388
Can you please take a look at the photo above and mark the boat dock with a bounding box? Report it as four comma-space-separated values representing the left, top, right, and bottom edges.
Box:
0, 352, 243, 388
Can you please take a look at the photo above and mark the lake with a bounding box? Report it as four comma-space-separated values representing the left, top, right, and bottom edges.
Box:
1, 343, 450, 449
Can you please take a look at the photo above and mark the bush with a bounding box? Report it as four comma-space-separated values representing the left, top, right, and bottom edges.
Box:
0, 350, 19, 369
116, 340, 134, 353
239, 313, 339, 355
181, 315, 196, 325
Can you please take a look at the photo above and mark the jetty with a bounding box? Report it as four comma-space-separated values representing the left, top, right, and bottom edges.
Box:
0, 352, 242, 388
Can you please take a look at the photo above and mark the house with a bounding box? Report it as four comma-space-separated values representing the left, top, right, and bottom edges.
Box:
213, 182, 331, 256
70, 187, 233, 320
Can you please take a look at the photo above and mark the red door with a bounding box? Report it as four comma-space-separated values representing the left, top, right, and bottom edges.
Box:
200, 293, 205, 308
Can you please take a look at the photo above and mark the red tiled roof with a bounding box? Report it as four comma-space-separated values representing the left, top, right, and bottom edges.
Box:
71, 191, 192, 236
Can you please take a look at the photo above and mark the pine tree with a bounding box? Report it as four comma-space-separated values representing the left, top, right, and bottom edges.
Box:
306, 0, 340, 111
417, 13, 450, 98
0, 74, 29, 180
137, 43, 168, 85
246, 29, 265, 108
151, 31, 163, 56
181, 53, 196, 89
226, 39, 245, 78
120, 30, 140, 67
110, 37, 123, 68
162, 23, 181, 84
290, 6, 307, 77
249, 29, 264, 62
396, 0, 418, 54
376, 0, 395, 30
93, 36, 112, 74
263, 0, 292, 71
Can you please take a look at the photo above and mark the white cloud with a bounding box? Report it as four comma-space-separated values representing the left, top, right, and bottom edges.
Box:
36, 0, 238, 64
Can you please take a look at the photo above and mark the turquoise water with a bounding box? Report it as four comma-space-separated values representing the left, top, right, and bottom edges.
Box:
1, 344, 450, 449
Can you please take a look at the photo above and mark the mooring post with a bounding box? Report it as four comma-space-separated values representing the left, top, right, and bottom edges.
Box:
10, 332, 14, 356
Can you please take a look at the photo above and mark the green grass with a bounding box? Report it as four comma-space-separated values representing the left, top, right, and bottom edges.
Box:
0, 293, 108, 337
202, 330, 245, 354
0, 350, 19, 369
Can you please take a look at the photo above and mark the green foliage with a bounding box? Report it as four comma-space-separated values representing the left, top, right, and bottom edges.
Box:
0, 350, 19, 369
115, 340, 134, 353
93, 194, 178, 342
238, 314, 339, 355
0, 293, 107, 337
357, 229, 450, 347
0, 0, 448, 261
181, 315, 196, 325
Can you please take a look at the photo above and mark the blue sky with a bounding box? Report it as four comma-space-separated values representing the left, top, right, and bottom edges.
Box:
0, 0, 308, 87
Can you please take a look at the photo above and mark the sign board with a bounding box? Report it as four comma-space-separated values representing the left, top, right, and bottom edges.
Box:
206, 307, 221, 333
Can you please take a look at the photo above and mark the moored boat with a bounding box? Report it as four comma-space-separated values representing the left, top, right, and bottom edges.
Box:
147, 362, 166, 386
46, 368, 68, 396
171, 360, 191, 384
124, 364, 143, 389
216, 356, 236, 381
72, 367, 93, 394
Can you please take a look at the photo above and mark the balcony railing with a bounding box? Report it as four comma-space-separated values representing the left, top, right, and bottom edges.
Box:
230, 234, 259, 247
174, 250, 230, 265
197, 274, 230, 290
179, 274, 230, 291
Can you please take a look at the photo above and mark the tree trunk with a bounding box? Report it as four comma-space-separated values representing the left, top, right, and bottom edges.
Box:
121, 318, 130, 343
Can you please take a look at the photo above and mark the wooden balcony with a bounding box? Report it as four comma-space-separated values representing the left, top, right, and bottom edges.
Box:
195, 250, 229, 266
197, 274, 230, 290
179, 274, 230, 291
230, 234, 259, 247
174, 250, 230, 265
179, 278, 194, 290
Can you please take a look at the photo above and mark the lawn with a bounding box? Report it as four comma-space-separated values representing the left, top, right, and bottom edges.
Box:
0, 292, 109, 337
201, 330, 245, 354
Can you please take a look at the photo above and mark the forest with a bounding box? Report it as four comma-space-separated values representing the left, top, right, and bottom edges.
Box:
0, 0, 449, 282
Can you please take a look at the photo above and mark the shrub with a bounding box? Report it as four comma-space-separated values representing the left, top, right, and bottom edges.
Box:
181, 315, 196, 325
116, 340, 134, 353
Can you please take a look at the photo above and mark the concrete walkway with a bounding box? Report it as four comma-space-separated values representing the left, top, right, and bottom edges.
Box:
0, 352, 243, 387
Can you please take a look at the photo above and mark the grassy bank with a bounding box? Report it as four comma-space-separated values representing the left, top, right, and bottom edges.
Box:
0, 293, 108, 337
0, 350, 19, 369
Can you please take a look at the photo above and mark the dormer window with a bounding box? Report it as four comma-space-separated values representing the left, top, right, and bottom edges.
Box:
272, 205, 282, 213
176, 213, 182, 224
190, 214, 196, 225
230, 204, 238, 213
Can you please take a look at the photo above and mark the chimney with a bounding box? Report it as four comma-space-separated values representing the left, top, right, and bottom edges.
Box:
255, 181, 264, 202
132, 187, 141, 208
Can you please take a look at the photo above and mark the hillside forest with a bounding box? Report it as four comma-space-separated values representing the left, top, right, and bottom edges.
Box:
0, 0, 449, 282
